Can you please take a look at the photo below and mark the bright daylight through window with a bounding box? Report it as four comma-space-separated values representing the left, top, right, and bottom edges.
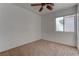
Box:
56, 15, 75, 32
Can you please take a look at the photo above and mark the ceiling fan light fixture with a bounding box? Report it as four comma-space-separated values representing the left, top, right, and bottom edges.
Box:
31, 3, 54, 12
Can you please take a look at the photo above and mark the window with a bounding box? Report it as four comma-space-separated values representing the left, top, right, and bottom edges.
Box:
56, 17, 64, 32
56, 15, 75, 32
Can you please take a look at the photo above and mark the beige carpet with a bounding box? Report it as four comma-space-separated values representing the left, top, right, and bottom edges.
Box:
0, 39, 79, 56
19, 39, 79, 56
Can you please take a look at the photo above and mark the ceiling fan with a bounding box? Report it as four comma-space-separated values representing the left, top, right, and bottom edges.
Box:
31, 3, 54, 12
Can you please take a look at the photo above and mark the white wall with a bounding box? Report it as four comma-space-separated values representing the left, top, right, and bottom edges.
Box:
41, 6, 77, 46
77, 4, 79, 49
0, 4, 41, 52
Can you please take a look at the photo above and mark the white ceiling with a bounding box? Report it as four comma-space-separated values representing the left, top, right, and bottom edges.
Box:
13, 3, 76, 15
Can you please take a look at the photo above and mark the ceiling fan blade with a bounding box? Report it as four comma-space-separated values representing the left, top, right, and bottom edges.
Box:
31, 4, 41, 6
39, 6, 43, 12
46, 5, 53, 10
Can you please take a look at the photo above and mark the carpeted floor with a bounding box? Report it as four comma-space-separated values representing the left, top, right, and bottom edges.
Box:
19, 39, 79, 56
0, 39, 79, 56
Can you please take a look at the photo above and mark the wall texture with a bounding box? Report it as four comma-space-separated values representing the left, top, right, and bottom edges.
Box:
0, 4, 41, 52
41, 6, 77, 46
77, 4, 79, 49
